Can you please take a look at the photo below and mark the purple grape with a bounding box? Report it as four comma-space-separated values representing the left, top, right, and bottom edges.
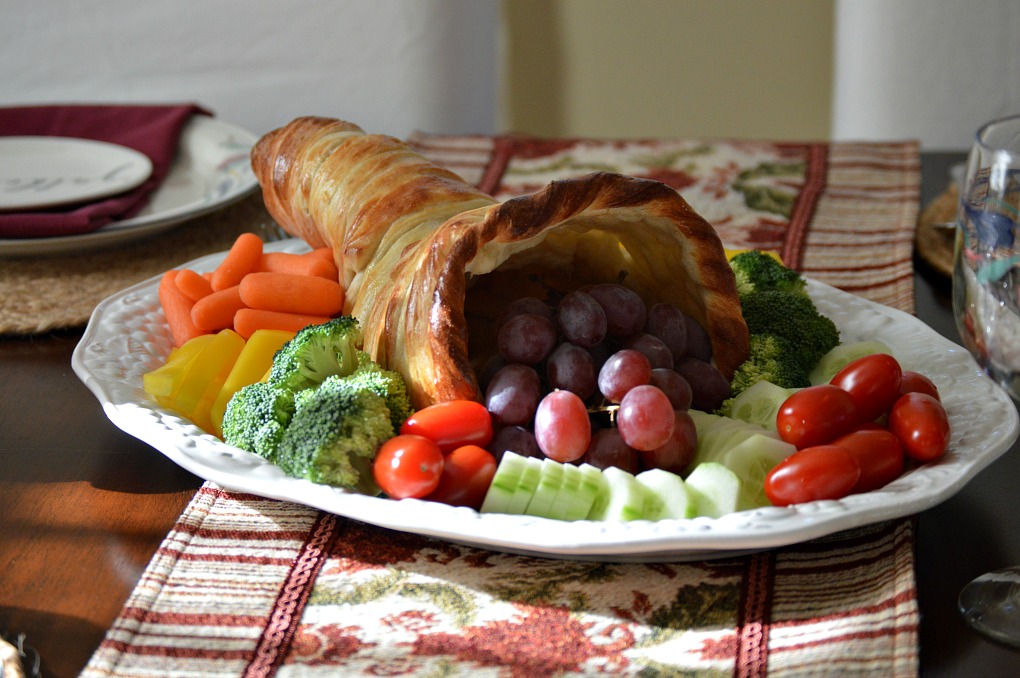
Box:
487, 425, 541, 463
497, 312, 557, 365
597, 349, 652, 403
650, 368, 693, 410
646, 303, 689, 358
674, 357, 731, 411
683, 315, 712, 362
583, 428, 640, 474
556, 290, 607, 348
499, 296, 554, 328
622, 333, 674, 369
485, 364, 542, 426
588, 283, 647, 337
546, 342, 597, 400
638, 410, 698, 474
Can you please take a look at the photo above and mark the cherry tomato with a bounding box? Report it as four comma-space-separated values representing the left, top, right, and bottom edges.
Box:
888, 392, 951, 462
830, 426, 906, 493
425, 444, 498, 509
830, 353, 903, 422
764, 445, 861, 506
897, 370, 941, 401
776, 384, 861, 449
400, 400, 494, 453
373, 434, 444, 499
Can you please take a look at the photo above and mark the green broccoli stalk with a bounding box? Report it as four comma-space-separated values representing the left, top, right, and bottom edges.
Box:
729, 250, 807, 297
739, 289, 840, 370
346, 351, 414, 430
268, 316, 362, 392
273, 375, 394, 494
221, 382, 296, 462
730, 333, 810, 395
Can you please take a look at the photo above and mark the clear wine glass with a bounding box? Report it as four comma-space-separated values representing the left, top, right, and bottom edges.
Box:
953, 113, 1020, 646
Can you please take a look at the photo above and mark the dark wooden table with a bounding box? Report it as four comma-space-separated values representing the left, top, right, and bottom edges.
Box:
2, 152, 1018, 677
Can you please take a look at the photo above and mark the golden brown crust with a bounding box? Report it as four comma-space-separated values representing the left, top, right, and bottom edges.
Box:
252, 118, 749, 409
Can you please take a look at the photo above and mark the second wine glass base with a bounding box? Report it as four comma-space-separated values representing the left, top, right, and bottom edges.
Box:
958, 566, 1020, 649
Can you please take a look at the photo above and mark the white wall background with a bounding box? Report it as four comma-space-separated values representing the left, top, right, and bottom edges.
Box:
833, 0, 1020, 150
0, 0, 500, 139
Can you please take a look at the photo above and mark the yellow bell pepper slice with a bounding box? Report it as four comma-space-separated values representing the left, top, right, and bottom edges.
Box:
209, 328, 295, 437
171, 329, 246, 433
143, 334, 216, 407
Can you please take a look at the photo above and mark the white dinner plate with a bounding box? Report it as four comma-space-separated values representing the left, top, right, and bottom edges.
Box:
72, 240, 1020, 562
0, 136, 153, 211
0, 116, 259, 257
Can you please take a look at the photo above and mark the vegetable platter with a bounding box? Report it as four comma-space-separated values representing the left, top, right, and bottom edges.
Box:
72, 239, 1020, 562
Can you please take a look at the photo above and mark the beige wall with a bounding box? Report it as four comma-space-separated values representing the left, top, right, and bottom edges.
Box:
501, 0, 834, 141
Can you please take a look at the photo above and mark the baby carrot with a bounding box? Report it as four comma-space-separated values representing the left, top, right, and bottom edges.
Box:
175, 268, 213, 302
211, 232, 264, 292
238, 271, 345, 316
158, 270, 204, 347
233, 308, 331, 339
257, 250, 340, 280
191, 285, 247, 332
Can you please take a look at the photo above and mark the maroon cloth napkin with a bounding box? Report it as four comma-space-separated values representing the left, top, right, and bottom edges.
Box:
0, 104, 210, 238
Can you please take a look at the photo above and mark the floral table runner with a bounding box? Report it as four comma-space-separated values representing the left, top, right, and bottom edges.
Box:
82, 133, 921, 677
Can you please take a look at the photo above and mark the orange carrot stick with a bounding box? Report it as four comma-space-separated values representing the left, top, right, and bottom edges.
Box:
191, 285, 247, 332
211, 232, 264, 292
158, 270, 204, 347
175, 269, 214, 302
238, 271, 345, 316
233, 308, 331, 339
256, 251, 340, 280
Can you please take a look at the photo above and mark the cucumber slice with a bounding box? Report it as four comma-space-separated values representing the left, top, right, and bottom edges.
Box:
636, 469, 695, 519
572, 464, 609, 521
505, 456, 544, 515
691, 415, 773, 469
686, 462, 741, 518
809, 340, 895, 385
587, 467, 649, 522
713, 433, 795, 510
524, 458, 565, 518
728, 379, 795, 431
545, 463, 591, 521
480, 451, 529, 514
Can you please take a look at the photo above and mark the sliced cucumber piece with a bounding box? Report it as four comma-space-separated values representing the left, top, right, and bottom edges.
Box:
809, 340, 895, 385
636, 468, 695, 519
545, 463, 591, 521
713, 433, 795, 510
691, 415, 773, 469
480, 451, 529, 514
686, 462, 742, 518
728, 379, 795, 431
587, 466, 648, 522
504, 456, 544, 515
524, 458, 565, 518
572, 464, 610, 521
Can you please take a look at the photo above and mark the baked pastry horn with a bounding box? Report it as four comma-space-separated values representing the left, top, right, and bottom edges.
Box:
252, 117, 749, 409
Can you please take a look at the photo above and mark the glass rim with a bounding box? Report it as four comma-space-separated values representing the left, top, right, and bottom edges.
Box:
975, 112, 1020, 156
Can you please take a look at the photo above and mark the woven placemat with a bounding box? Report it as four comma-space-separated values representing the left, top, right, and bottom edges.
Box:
0, 194, 276, 335
915, 184, 957, 277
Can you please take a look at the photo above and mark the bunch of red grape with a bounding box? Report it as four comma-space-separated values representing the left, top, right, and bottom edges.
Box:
482, 283, 731, 475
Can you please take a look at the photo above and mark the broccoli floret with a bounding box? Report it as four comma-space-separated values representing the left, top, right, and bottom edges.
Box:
221, 382, 296, 461
345, 351, 414, 430
268, 316, 362, 393
273, 375, 394, 494
739, 289, 840, 370
729, 250, 806, 297
729, 333, 810, 395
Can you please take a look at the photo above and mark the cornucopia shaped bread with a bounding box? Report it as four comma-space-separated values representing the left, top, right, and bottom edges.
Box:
252, 117, 749, 409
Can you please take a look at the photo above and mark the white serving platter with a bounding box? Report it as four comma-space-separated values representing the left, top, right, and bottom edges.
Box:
72, 239, 1020, 562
